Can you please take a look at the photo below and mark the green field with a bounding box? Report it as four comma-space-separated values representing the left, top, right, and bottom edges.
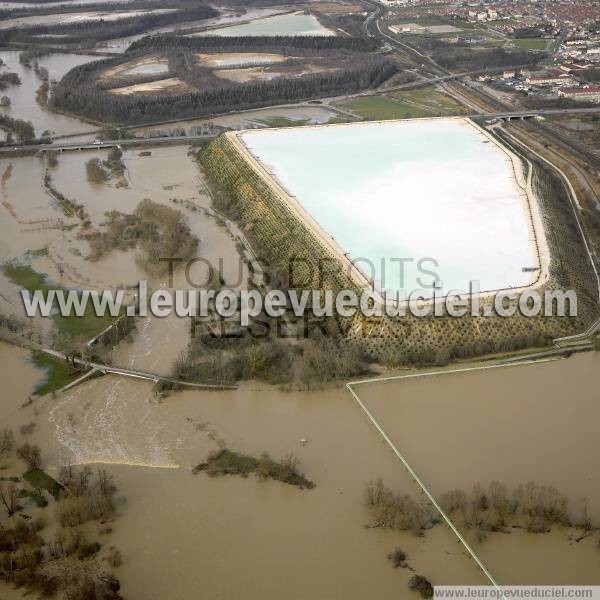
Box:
255, 116, 310, 128
335, 88, 466, 121
30, 350, 82, 396
23, 468, 63, 498
512, 38, 550, 51
2, 263, 117, 342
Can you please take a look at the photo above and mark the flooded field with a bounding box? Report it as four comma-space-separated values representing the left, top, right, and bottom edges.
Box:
0, 144, 247, 335
2, 331, 599, 598
194, 11, 335, 37
0, 50, 98, 136
0, 335, 489, 599
97, 8, 284, 53
240, 118, 544, 294
355, 353, 600, 583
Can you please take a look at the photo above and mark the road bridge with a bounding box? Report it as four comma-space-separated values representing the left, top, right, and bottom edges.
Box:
40, 349, 237, 391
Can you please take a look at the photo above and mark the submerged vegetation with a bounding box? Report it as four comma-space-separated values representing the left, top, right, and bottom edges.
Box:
0, 72, 21, 90
194, 449, 315, 489
167, 331, 371, 390
86, 149, 127, 185
365, 478, 596, 538
85, 158, 110, 184
0, 438, 123, 599
0, 114, 34, 143
82, 198, 198, 274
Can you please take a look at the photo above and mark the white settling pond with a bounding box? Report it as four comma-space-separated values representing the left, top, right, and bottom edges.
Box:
198, 12, 335, 37
240, 119, 539, 294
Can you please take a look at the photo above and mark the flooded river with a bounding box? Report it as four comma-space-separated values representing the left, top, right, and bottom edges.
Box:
356, 353, 600, 584
0, 50, 99, 136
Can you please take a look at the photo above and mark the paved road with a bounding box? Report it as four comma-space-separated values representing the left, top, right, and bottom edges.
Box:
0, 134, 217, 154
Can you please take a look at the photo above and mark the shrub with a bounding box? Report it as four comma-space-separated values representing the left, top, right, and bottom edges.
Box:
85, 158, 110, 184
17, 443, 42, 470
0, 428, 14, 455
408, 575, 433, 598
387, 547, 407, 568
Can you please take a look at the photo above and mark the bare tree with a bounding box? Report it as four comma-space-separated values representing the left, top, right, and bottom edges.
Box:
0, 428, 14, 455
0, 481, 18, 517
16, 443, 42, 470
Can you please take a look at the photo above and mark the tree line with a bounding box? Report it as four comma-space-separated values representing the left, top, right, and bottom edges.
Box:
0, 4, 217, 45
129, 33, 380, 54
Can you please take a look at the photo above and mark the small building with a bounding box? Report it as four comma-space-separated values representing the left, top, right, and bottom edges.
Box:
558, 85, 600, 101
559, 62, 591, 72
525, 70, 574, 86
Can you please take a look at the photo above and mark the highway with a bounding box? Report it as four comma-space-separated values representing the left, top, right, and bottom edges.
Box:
0, 134, 217, 154
2, 107, 600, 154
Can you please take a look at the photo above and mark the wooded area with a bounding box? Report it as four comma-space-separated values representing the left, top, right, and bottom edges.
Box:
52, 35, 395, 124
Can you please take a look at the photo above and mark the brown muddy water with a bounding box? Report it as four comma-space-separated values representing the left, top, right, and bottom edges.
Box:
97, 8, 285, 53
0, 341, 488, 599
0, 51, 100, 136
356, 353, 600, 584
0, 145, 246, 345
2, 339, 599, 597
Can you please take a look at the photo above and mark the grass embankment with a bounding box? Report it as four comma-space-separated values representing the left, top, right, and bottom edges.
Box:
335, 88, 465, 121
30, 350, 81, 396
2, 263, 116, 342
194, 449, 315, 489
